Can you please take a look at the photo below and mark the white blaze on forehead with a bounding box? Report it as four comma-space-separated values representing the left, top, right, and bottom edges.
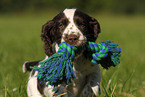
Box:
63, 8, 76, 22
61, 8, 87, 45
63, 8, 79, 35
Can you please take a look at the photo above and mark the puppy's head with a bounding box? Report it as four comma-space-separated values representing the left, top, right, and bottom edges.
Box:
41, 8, 101, 56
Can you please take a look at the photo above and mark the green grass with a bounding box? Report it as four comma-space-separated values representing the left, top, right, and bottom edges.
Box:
0, 12, 145, 97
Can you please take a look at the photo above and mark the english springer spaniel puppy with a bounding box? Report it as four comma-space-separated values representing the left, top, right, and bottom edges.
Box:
23, 8, 101, 97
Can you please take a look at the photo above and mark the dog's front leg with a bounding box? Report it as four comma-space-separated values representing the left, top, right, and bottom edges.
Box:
27, 70, 43, 97
90, 66, 101, 96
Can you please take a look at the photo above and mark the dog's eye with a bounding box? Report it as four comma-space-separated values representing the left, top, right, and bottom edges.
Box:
59, 23, 64, 28
79, 24, 86, 28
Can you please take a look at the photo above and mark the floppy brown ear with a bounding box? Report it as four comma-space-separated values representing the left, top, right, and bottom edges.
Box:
41, 20, 55, 56
89, 18, 101, 41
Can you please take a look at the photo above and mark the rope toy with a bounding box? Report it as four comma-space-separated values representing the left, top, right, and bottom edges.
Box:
32, 40, 121, 86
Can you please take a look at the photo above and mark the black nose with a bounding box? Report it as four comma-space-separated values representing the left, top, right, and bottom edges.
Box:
67, 34, 79, 44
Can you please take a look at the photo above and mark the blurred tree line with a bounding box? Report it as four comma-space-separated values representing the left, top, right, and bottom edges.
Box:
0, 0, 145, 14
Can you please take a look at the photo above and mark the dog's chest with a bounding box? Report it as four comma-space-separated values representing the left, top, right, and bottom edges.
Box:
73, 53, 97, 77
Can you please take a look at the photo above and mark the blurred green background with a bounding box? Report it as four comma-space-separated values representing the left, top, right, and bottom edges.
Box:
0, 0, 145, 97
0, 0, 145, 14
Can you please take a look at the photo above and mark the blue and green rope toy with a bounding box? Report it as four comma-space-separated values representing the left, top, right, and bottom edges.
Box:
32, 40, 121, 86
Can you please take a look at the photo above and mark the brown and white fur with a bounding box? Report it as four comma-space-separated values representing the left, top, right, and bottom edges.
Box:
23, 8, 101, 97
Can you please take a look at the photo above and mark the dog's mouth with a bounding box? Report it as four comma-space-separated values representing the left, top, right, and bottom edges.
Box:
63, 34, 87, 47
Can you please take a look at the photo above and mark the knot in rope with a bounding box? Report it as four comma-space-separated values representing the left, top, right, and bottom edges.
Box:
57, 42, 77, 60
88, 42, 109, 64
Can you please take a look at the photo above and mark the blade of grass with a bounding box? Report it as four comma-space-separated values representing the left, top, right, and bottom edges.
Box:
111, 83, 117, 97
5, 85, 8, 97
121, 69, 135, 92
102, 82, 109, 97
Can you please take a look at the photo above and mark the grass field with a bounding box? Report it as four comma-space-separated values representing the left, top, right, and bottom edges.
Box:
0, 12, 145, 97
